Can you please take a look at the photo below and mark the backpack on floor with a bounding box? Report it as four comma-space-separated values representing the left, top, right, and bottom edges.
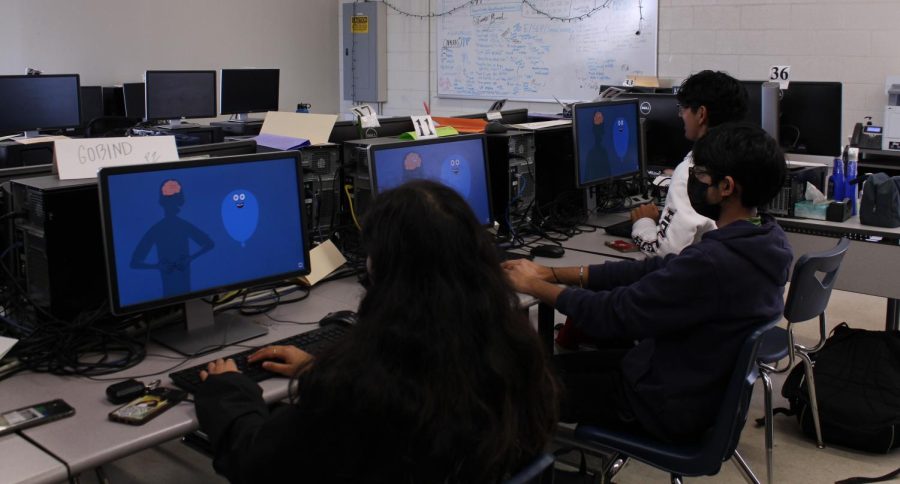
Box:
780, 323, 900, 453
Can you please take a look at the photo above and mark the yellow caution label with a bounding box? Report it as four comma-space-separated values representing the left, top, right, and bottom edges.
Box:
351, 15, 368, 34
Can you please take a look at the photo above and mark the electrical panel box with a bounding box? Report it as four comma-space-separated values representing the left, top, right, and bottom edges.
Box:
342, 2, 387, 103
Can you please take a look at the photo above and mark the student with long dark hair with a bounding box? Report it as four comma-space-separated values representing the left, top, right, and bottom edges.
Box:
195, 180, 559, 483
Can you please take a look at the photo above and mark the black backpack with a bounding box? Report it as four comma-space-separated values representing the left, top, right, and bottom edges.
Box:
780, 323, 900, 453
859, 173, 900, 228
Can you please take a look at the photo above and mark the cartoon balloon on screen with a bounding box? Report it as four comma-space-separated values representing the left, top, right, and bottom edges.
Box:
440, 156, 472, 198
221, 190, 259, 247
612, 117, 630, 160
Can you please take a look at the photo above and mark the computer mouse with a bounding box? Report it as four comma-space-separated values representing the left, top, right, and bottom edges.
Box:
319, 310, 359, 328
484, 121, 508, 134
530, 244, 565, 258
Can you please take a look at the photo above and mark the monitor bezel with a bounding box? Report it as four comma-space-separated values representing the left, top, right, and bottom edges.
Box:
626, 92, 693, 169
98, 151, 310, 315
366, 134, 495, 227
0, 74, 82, 133
571, 99, 644, 188
219, 68, 280, 116
144, 70, 218, 121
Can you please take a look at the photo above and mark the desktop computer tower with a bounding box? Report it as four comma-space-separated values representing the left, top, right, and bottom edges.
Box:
765, 164, 829, 217
342, 137, 406, 221
299, 144, 341, 240
485, 130, 536, 231
0, 141, 55, 170
9, 176, 107, 319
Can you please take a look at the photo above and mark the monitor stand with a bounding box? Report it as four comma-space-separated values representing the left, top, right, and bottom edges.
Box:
152, 299, 268, 356
227, 113, 263, 124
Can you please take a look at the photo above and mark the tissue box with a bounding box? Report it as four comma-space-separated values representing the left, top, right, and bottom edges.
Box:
793, 200, 828, 220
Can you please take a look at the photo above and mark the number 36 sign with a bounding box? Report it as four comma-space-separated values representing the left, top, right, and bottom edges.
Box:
768, 65, 791, 89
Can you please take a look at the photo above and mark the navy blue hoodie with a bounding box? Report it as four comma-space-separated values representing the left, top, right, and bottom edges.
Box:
556, 214, 793, 441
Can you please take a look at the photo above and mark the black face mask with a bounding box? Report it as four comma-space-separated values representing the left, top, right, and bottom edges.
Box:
687, 175, 721, 221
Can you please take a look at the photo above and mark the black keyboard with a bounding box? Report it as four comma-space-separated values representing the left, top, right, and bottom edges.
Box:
169, 324, 351, 393
604, 219, 634, 238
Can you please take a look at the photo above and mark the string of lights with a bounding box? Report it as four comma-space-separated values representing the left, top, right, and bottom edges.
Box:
378, 0, 629, 23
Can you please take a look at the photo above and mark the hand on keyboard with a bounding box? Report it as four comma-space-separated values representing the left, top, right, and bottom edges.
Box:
247, 345, 314, 377
199, 358, 239, 381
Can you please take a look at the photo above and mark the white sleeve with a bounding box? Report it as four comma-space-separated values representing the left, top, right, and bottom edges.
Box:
635, 153, 717, 257
631, 217, 660, 255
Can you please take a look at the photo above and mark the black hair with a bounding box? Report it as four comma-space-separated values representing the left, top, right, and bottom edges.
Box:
692, 122, 787, 207
677, 70, 748, 127
291, 180, 559, 482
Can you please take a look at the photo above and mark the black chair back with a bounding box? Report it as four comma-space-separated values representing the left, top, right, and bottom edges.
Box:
784, 238, 850, 323
504, 453, 554, 484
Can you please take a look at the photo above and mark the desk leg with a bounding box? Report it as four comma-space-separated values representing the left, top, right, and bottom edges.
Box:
538, 302, 555, 355
887, 298, 900, 332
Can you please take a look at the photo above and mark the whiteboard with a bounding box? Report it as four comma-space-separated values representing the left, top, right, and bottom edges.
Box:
436, 0, 658, 102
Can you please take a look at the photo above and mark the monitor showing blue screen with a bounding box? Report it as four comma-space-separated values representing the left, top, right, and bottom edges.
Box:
572, 99, 642, 187
368, 135, 493, 225
100, 153, 308, 312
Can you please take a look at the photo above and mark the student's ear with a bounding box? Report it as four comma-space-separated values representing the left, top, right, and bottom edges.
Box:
718, 175, 736, 197
696, 105, 709, 126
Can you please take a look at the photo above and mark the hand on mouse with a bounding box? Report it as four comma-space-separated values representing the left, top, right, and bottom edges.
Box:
247, 345, 314, 377
630, 203, 660, 223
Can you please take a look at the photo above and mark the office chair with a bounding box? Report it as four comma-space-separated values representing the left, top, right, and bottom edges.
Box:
572, 318, 780, 484
503, 453, 555, 484
756, 237, 849, 483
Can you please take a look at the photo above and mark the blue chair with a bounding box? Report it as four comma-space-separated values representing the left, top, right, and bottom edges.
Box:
573, 318, 780, 484
504, 453, 555, 484
756, 237, 849, 483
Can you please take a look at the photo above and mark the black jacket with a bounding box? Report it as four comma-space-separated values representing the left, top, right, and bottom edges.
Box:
556, 215, 793, 440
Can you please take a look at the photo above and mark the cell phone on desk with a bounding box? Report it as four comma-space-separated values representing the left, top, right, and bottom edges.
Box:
108, 387, 186, 426
605, 239, 639, 253
0, 399, 75, 436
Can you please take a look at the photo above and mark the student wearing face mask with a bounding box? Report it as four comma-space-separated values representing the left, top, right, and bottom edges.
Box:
629, 70, 749, 257
503, 123, 792, 442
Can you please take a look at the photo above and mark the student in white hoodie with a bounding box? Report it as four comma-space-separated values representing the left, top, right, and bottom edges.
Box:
554, 71, 749, 350
630, 70, 749, 257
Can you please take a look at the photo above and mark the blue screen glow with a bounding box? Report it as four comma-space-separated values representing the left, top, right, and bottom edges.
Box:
370, 137, 492, 225
105, 157, 306, 309
574, 102, 641, 186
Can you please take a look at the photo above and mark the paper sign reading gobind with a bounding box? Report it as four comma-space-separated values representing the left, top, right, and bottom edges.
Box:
54, 136, 179, 180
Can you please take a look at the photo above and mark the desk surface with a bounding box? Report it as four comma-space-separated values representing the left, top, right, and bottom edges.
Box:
0, 434, 67, 484
0, 283, 357, 478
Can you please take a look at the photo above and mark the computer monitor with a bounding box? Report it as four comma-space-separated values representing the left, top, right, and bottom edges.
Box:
123, 82, 145, 120
102, 86, 125, 116
220, 69, 280, 122
572, 99, 643, 187
367, 134, 493, 225
627, 93, 692, 169
780, 81, 843, 157
0, 74, 81, 137
742, 80, 842, 157
80, 86, 104, 127
98, 151, 310, 355
144, 70, 217, 128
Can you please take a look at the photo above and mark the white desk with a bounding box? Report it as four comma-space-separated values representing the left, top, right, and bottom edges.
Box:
0, 283, 357, 480
776, 216, 900, 331
0, 434, 68, 484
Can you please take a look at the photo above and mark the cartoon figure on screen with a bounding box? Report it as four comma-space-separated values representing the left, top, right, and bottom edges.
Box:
221, 189, 259, 247
612, 116, 631, 164
440, 156, 472, 199
130, 179, 215, 297
585, 110, 612, 181
401, 151, 424, 183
